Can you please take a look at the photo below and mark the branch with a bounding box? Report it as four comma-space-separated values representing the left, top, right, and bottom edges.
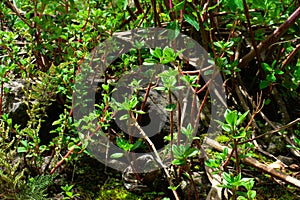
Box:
238, 7, 300, 68
4, 0, 33, 28
204, 137, 300, 188
281, 43, 300, 69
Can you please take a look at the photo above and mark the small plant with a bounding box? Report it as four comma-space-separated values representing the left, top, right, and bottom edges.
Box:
218, 172, 256, 200
205, 109, 256, 200
61, 184, 80, 200
19, 174, 55, 200
259, 61, 284, 89
172, 144, 199, 166
215, 109, 250, 173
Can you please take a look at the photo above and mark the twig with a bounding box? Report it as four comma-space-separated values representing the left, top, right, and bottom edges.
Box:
240, 118, 300, 145
50, 141, 82, 174
132, 119, 181, 200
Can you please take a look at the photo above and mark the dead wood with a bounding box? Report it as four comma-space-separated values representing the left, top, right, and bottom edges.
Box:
204, 137, 300, 188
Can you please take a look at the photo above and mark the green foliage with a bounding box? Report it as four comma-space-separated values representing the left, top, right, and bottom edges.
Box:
219, 172, 256, 200
259, 62, 284, 89
205, 148, 228, 172
116, 137, 143, 152
19, 174, 55, 200
61, 184, 80, 200
172, 144, 199, 166
216, 109, 249, 138
0, 0, 299, 198
0, 116, 25, 199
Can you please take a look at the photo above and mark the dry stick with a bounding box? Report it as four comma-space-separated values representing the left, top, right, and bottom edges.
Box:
238, 7, 300, 68
240, 118, 300, 145
132, 120, 181, 200
239, 81, 300, 158
204, 137, 300, 188
234, 82, 279, 161
259, 111, 300, 158
169, 90, 174, 160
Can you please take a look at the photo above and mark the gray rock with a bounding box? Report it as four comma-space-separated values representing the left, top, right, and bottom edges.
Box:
1, 79, 29, 126
267, 136, 288, 155
181, 171, 211, 199
277, 155, 294, 166
122, 154, 161, 193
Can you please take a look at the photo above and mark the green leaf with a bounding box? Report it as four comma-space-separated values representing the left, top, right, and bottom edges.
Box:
259, 80, 270, 89
236, 110, 249, 126
134, 110, 146, 114
172, 159, 186, 166
20, 140, 28, 147
172, 144, 181, 157
223, 172, 232, 182
186, 148, 199, 157
166, 21, 180, 39
248, 190, 256, 199
66, 191, 73, 197
275, 68, 284, 75
222, 123, 232, 132
110, 153, 124, 158
131, 140, 142, 151
143, 58, 158, 65
234, 0, 244, 10
168, 184, 181, 190
205, 159, 220, 168
150, 48, 162, 59
17, 147, 27, 153
183, 14, 200, 31
225, 109, 238, 126
165, 103, 176, 111
266, 73, 276, 82
228, 0, 243, 11
116, 138, 126, 148
116, 0, 128, 10
173, 1, 185, 11
233, 130, 246, 139
163, 47, 176, 61
215, 120, 232, 132
214, 41, 223, 49
119, 114, 129, 120
262, 63, 272, 72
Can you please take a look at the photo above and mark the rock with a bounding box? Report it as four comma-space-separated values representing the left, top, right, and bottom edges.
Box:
2, 79, 29, 127
267, 136, 288, 156
181, 171, 211, 199
122, 154, 161, 193
277, 155, 294, 166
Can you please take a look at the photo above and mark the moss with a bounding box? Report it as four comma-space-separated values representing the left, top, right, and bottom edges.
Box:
95, 178, 161, 200
255, 183, 299, 200
215, 135, 230, 144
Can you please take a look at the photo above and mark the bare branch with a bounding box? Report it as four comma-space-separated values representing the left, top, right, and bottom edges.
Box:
238, 7, 300, 68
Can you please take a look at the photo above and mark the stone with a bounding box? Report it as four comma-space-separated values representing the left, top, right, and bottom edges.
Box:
122, 154, 161, 193
277, 155, 294, 166
2, 79, 29, 127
